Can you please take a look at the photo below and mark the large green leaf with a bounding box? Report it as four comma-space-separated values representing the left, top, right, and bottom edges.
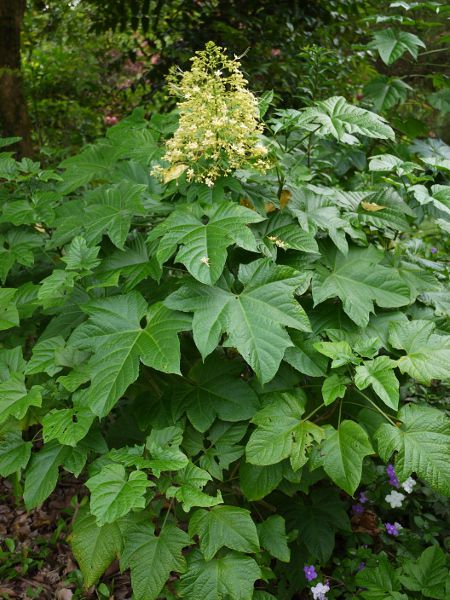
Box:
172, 355, 259, 432
24, 441, 70, 508
42, 405, 95, 447
389, 319, 450, 383
364, 76, 411, 112
399, 546, 448, 599
312, 245, 411, 326
165, 259, 310, 383
257, 515, 290, 562
121, 522, 189, 600
297, 96, 395, 144
189, 506, 259, 561
0, 288, 20, 330
355, 554, 405, 600
71, 506, 123, 588
70, 293, 191, 417
375, 404, 450, 496
239, 462, 283, 501
411, 184, 450, 218
322, 421, 374, 495
80, 182, 147, 249
282, 488, 350, 562
372, 28, 425, 65
0, 431, 32, 477
246, 391, 323, 469
148, 201, 263, 285
86, 463, 151, 525
179, 550, 261, 600
355, 356, 399, 410
0, 374, 42, 424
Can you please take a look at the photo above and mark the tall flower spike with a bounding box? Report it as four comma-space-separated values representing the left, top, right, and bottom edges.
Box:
153, 41, 269, 185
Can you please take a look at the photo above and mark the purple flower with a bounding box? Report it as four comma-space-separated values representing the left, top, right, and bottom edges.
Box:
359, 491, 368, 504
352, 503, 365, 515
385, 522, 399, 536
430, 247, 438, 254
356, 562, 366, 572
304, 565, 318, 581
386, 464, 399, 488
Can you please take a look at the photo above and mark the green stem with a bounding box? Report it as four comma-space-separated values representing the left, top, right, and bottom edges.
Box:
353, 387, 397, 427
303, 403, 324, 421
160, 497, 175, 533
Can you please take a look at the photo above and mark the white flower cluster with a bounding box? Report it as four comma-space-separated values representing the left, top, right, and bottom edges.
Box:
311, 582, 330, 600
385, 477, 416, 508
153, 42, 269, 185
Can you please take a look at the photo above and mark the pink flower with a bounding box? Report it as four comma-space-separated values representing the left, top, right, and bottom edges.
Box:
104, 115, 119, 126
271, 48, 282, 57
151, 53, 161, 65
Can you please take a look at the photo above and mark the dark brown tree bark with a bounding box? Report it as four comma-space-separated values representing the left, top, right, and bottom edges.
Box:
0, 0, 34, 158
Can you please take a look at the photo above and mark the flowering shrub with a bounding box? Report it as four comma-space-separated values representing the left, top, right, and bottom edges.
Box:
0, 42, 449, 599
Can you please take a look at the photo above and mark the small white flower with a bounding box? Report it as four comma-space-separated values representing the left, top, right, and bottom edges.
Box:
401, 477, 416, 494
394, 521, 403, 531
385, 490, 405, 508
204, 178, 214, 188
200, 256, 210, 266
311, 582, 330, 600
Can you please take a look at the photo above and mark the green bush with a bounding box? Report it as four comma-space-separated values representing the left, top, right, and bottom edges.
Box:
0, 42, 449, 599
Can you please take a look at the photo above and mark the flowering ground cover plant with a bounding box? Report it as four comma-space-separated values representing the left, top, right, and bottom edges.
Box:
0, 42, 449, 599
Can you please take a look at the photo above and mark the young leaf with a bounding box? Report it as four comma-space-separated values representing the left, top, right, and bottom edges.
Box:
166, 463, 223, 512
355, 356, 399, 410
246, 391, 311, 467
61, 236, 101, 272
86, 463, 151, 525
0, 431, 32, 477
189, 506, 259, 561
372, 28, 425, 65
257, 515, 290, 562
322, 373, 349, 406
71, 506, 123, 588
314, 340, 359, 368
165, 259, 311, 383
24, 441, 70, 508
121, 522, 190, 600
389, 319, 450, 383
145, 426, 189, 474
70, 293, 191, 417
375, 404, 450, 496
148, 201, 264, 285
322, 421, 374, 495
179, 549, 261, 600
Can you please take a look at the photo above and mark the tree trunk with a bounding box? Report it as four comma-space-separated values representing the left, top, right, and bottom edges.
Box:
0, 0, 34, 158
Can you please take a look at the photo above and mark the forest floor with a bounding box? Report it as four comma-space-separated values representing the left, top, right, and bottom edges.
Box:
0, 478, 131, 600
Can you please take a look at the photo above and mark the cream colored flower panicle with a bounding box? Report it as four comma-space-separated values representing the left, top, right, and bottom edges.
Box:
153, 42, 269, 185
